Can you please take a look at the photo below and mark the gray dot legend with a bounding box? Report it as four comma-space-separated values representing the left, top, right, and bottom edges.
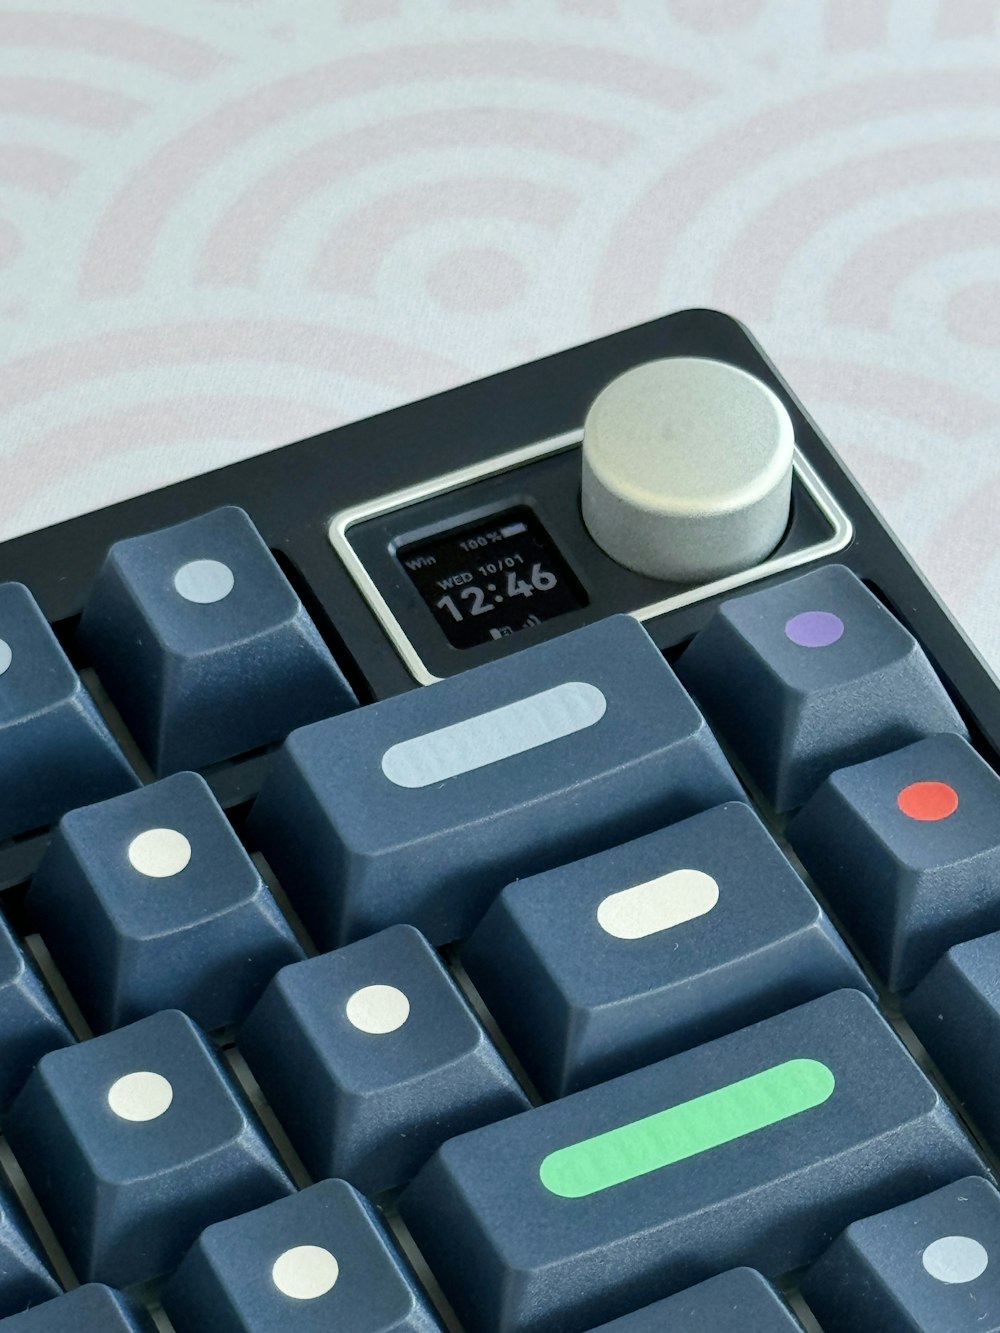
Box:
173, 559, 235, 604
921, 1234, 989, 1284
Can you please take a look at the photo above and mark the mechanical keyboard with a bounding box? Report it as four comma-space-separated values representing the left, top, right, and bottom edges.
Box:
0, 307, 998, 1332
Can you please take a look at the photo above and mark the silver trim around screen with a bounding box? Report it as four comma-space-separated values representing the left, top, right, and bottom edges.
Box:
327, 431, 854, 686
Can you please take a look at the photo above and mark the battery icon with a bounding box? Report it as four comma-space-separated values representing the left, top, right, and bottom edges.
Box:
500, 521, 527, 538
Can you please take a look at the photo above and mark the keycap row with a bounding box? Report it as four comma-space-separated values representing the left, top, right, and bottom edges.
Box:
0, 985, 979, 1292
0, 506, 355, 844
1, 999, 997, 1331
10, 1175, 1000, 1331
6, 712, 1000, 1167
1, 515, 970, 851
248, 564, 975, 957
4, 791, 874, 1170
0, 924, 529, 1288
11, 716, 1000, 1095
6, 546, 990, 1000
3, 598, 998, 1149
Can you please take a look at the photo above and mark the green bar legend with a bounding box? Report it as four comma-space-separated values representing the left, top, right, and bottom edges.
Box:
539, 1058, 836, 1199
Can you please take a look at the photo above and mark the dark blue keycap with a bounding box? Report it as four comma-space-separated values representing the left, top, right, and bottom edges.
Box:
0, 1285, 153, 1331
0, 582, 136, 840
905, 930, 1000, 1148
462, 802, 871, 1097
27, 772, 303, 1033
248, 615, 743, 947
585, 1269, 802, 1331
788, 734, 1000, 990
675, 564, 966, 812
399, 990, 982, 1333
802, 1176, 1000, 1332
4, 1009, 292, 1287
0, 1182, 58, 1318
239, 925, 527, 1194
78, 506, 355, 775
163, 1178, 442, 1332
0, 911, 72, 1112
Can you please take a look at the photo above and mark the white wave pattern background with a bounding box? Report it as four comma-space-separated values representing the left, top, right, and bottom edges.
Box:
0, 0, 998, 662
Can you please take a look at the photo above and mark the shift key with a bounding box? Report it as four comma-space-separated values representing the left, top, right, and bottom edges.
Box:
398, 990, 984, 1333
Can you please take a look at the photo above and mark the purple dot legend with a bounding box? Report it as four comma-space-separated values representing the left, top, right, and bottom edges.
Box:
785, 610, 845, 648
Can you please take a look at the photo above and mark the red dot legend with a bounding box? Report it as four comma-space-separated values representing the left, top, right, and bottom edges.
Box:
897, 781, 959, 822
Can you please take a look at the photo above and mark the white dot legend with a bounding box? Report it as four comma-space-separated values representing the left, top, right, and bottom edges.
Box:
597, 869, 720, 940
922, 1235, 989, 1284
346, 985, 410, 1034
107, 1071, 174, 1122
128, 828, 192, 879
0, 640, 11, 676
272, 1245, 339, 1299
173, 559, 235, 604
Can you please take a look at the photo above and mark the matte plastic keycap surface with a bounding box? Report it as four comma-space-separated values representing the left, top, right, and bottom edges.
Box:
675, 564, 966, 812
77, 506, 356, 775
0, 911, 72, 1112
462, 802, 872, 1097
789, 734, 1000, 990
0, 1285, 153, 1331
163, 1179, 442, 1333
239, 925, 528, 1194
248, 615, 744, 947
802, 1177, 1000, 1332
27, 772, 303, 1033
584, 1269, 802, 1331
4, 1009, 292, 1287
399, 989, 982, 1333
0, 582, 137, 840
0, 1182, 59, 1318
905, 931, 1000, 1149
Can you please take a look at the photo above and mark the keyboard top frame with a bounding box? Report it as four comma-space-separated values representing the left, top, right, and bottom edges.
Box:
0, 307, 996, 879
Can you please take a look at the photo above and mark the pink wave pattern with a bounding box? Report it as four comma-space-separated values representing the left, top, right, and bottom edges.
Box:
936, 0, 1000, 40
1, 2, 998, 665
0, 12, 226, 80
711, 138, 1000, 323
782, 357, 1000, 441
4, 395, 338, 522
78, 40, 713, 297
826, 1, 892, 51
0, 321, 467, 414
0, 75, 142, 130
561, 0, 620, 17
948, 282, 1000, 347
0, 143, 77, 195
198, 109, 626, 288
827, 208, 1000, 330
0, 219, 21, 270
342, 0, 403, 19
592, 66, 1000, 329
311, 174, 572, 296
666, 0, 766, 28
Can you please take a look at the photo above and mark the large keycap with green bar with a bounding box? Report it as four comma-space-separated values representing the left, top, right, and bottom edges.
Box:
399, 989, 983, 1333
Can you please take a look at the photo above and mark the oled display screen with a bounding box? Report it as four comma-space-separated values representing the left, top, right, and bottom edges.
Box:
396, 507, 587, 649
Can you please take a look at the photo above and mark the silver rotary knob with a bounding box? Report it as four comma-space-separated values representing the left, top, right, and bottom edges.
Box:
581, 357, 795, 583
